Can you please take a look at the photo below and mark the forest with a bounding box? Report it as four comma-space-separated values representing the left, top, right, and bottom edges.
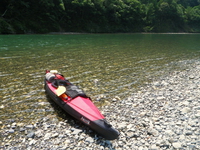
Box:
1, 0, 200, 34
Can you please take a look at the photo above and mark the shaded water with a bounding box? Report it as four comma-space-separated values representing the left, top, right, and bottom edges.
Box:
0, 33, 200, 124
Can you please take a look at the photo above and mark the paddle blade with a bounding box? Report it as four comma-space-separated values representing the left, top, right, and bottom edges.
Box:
56, 86, 66, 96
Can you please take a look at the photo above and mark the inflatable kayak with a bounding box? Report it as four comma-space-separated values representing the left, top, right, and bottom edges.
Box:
44, 70, 119, 140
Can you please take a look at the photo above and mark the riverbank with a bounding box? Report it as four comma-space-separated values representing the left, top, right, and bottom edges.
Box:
1, 32, 199, 35
1, 59, 200, 150
48, 32, 200, 35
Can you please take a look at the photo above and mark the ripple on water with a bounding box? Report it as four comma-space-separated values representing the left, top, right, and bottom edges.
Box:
0, 56, 21, 59
1, 34, 200, 125
0, 47, 8, 50
0, 73, 13, 76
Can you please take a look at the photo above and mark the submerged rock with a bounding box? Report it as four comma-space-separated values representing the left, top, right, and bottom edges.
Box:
1, 60, 200, 150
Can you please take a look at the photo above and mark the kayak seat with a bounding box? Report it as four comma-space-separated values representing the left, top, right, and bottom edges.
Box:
51, 79, 71, 88
66, 85, 87, 99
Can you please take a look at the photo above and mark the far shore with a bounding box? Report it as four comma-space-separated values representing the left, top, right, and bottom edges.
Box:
48, 32, 200, 35
1, 32, 200, 35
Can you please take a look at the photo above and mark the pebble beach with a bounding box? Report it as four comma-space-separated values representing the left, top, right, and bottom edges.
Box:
1, 59, 200, 150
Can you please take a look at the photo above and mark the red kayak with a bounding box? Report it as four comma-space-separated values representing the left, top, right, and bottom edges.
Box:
44, 70, 119, 140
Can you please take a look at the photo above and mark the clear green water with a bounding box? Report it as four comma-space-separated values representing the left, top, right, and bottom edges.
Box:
0, 33, 200, 124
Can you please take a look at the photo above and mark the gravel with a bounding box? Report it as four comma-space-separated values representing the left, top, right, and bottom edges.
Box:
1, 60, 200, 150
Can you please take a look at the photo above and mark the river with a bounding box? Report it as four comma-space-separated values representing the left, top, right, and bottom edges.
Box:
0, 33, 200, 124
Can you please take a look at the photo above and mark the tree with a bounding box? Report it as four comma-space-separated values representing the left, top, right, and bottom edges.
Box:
1, 0, 200, 33
177, 0, 200, 8
0, 0, 67, 33
120, 0, 145, 32
143, 0, 158, 32
185, 5, 200, 32
154, 0, 185, 32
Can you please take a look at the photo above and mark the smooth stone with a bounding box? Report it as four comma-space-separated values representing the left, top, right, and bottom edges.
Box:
65, 130, 71, 134
19, 128, 25, 132
152, 117, 159, 122
126, 131, 135, 137
44, 133, 52, 140
79, 135, 85, 140
172, 142, 182, 149
188, 145, 197, 149
150, 144, 159, 150
0, 105, 5, 109
105, 140, 112, 145
11, 122, 17, 126
189, 76, 195, 79
11, 126, 16, 129
51, 133, 59, 138
185, 131, 193, 136
147, 128, 159, 136
53, 139, 61, 145
126, 124, 133, 129
195, 111, 200, 117
85, 137, 94, 143
181, 107, 191, 113
71, 129, 82, 135
182, 101, 189, 106
27, 132, 35, 138
165, 130, 174, 136
153, 82, 160, 86
64, 139, 71, 145
112, 98, 117, 102
8, 129, 15, 133
117, 122, 127, 129
157, 96, 165, 100
25, 125, 34, 129
29, 139, 36, 145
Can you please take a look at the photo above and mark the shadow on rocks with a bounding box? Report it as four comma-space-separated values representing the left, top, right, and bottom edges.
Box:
45, 93, 115, 149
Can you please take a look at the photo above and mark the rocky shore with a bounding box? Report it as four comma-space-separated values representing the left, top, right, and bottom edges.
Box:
1, 60, 200, 150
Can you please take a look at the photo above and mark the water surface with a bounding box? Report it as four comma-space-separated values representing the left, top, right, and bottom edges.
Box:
0, 33, 200, 124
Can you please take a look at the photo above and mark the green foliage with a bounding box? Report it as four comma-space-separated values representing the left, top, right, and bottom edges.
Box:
60, 0, 66, 10
185, 6, 200, 32
0, 18, 14, 34
177, 0, 200, 8
153, 0, 186, 32
0, 0, 200, 33
186, 6, 200, 22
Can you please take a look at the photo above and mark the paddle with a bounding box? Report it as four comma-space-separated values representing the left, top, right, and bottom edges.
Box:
56, 86, 66, 96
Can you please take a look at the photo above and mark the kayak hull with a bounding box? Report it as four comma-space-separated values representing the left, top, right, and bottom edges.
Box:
44, 79, 119, 140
